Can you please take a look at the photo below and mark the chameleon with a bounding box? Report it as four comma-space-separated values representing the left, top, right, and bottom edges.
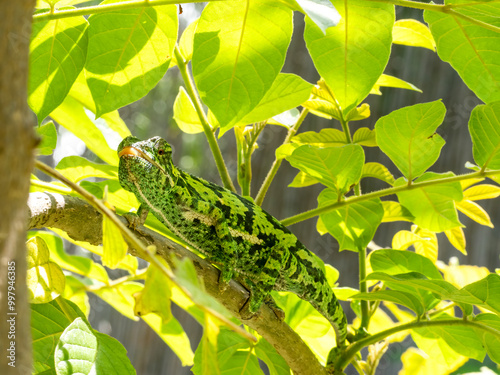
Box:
117, 136, 347, 349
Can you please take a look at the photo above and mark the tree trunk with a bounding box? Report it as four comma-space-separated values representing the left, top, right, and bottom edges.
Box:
0, 1, 37, 374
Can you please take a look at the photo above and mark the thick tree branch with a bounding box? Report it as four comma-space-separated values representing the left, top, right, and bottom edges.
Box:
27, 192, 328, 375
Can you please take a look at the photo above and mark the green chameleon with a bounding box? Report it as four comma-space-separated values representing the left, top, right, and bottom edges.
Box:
117, 136, 347, 350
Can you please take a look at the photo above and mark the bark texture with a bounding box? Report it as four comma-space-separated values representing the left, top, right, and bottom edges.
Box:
0, 1, 37, 373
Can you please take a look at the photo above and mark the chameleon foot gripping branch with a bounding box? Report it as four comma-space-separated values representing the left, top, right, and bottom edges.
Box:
117, 136, 348, 350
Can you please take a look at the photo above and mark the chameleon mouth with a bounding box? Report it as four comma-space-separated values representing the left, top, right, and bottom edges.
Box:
118, 146, 167, 176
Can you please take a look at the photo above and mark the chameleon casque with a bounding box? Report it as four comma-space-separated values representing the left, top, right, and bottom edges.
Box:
117, 136, 347, 349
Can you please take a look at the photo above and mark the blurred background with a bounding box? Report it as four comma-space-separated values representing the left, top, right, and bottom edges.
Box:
45, 2, 499, 374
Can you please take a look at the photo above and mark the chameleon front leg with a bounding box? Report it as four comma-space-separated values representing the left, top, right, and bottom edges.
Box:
123, 203, 150, 228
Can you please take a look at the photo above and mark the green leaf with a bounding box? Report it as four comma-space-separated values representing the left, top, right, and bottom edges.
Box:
381, 201, 414, 222
133, 262, 172, 324
173, 86, 204, 134
407, 333, 467, 374
463, 184, 500, 201
36, 121, 57, 155
366, 272, 458, 296
179, 18, 198, 62
304, 0, 394, 114
369, 249, 443, 280
28, 8, 88, 123
237, 73, 313, 125
92, 331, 136, 374
395, 172, 463, 232
63, 275, 90, 317
85, 3, 177, 116
424, 4, 500, 103
456, 199, 493, 227
351, 290, 424, 315
473, 314, 500, 365
449, 274, 500, 315
27, 237, 65, 304
28, 231, 109, 284
286, 144, 364, 193
174, 258, 232, 319
370, 74, 422, 95
218, 330, 261, 374
50, 94, 119, 166
289, 171, 319, 188
254, 338, 290, 375
392, 19, 436, 51
102, 209, 128, 269
192, 0, 292, 128
56, 156, 117, 182
192, 317, 221, 375
55, 318, 97, 375
469, 101, 500, 169
361, 162, 395, 185
318, 188, 383, 251
292, 128, 347, 147
31, 299, 87, 373
92, 282, 142, 321
141, 313, 195, 367
414, 314, 485, 362
375, 100, 446, 180
352, 127, 377, 147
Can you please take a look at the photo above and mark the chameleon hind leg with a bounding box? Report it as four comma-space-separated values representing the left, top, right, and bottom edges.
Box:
239, 247, 285, 320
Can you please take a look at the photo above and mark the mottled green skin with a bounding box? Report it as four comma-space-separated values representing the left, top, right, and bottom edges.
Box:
117, 136, 347, 346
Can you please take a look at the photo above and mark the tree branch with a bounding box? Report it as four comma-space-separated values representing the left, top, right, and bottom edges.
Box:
27, 192, 328, 375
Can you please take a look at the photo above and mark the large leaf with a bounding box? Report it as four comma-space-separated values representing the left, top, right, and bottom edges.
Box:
192, 0, 292, 128
286, 144, 364, 193
318, 188, 383, 251
36, 121, 57, 155
304, 0, 394, 114
449, 274, 500, 315
55, 317, 135, 375
469, 101, 500, 169
29, 8, 88, 123
28, 231, 109, 284
395, 172, 463, 232
392, 19, 435, 51
424, 2, 500, 103
237, 73, 313, 125
27, 237, 65, 304
85, 3, 177, 116
414, 314, 485, 362
31, 299, 87, 373
352, 290, 424, 315
473, 314, 500, 365
50, 95, 119, 165
56, 156, 117, 182
369, 249, 443, 280
375, 100, 446, 180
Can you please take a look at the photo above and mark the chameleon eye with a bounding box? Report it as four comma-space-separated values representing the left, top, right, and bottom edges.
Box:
158, 149, 166, 156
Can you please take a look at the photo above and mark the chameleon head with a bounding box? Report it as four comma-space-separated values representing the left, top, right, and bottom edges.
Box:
117, 136, 175, 194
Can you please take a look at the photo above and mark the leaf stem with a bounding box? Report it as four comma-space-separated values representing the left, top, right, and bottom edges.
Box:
255, 108, 309, 206
32, 0, 228, 23
335, 318, 500, 371
280, 169, 500, 226
173, 46, 236, 192
358, 247, 370, 332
